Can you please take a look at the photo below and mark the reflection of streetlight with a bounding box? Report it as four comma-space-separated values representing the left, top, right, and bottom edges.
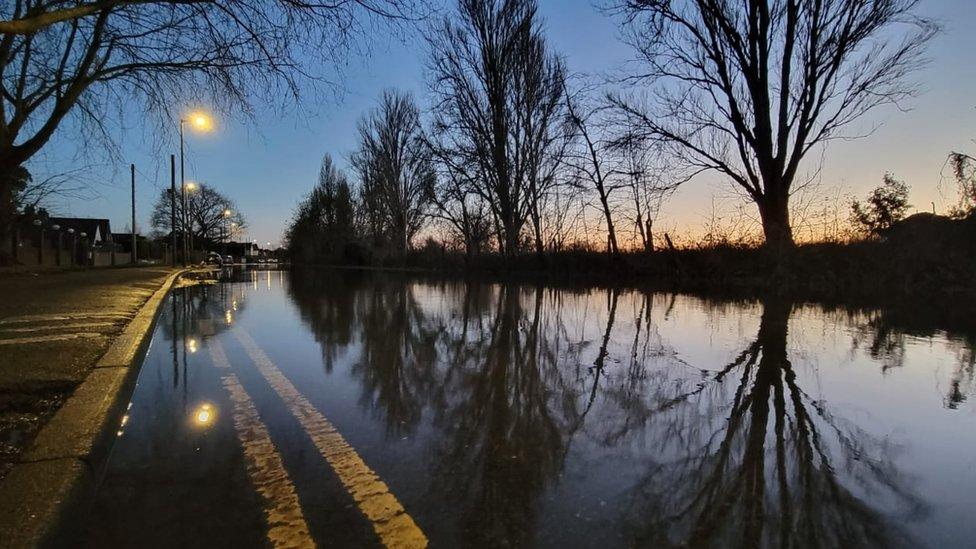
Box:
187, 338, 198, 353
225, 310, 233, 324
192, 403, 215, 427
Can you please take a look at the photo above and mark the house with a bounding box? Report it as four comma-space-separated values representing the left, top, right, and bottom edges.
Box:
48, 217, 112, 247
112, 233, 149, 255
224, 241, 259, 259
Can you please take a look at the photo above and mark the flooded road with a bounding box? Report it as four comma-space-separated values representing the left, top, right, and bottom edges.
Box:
82, 268, 976, 548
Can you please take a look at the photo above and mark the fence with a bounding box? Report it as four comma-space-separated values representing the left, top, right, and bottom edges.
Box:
8, 225, 171, 268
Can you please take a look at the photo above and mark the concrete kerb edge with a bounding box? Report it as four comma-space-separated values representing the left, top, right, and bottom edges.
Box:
0, 268, 188, 548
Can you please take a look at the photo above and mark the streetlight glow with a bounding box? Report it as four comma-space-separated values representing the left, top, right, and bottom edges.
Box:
187, 111, 214, 132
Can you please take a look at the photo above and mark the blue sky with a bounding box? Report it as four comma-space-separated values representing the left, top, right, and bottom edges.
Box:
32, 0, 976, 246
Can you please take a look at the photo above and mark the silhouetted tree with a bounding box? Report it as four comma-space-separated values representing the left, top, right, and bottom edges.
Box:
610, 0, 937, 255
850, 173, 911, 234
284, 154, 357, 264
352, 89, 434, 255
426, 134, 493, 260
428, 0, 567, 257
0, 0, 420, 258
565, 93, 622, 256
945, 152, 976, 219
149, 182, 244, 246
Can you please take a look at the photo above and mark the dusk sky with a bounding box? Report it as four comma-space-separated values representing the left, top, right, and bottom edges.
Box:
32, 0, 976, 247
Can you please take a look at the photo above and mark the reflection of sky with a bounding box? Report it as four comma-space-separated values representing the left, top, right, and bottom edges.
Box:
30, 0, 976, 244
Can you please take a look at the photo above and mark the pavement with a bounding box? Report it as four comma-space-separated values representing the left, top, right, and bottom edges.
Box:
0, 266, 176, 479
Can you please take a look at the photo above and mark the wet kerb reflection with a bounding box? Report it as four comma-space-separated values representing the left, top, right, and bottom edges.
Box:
83, 268, 976, 548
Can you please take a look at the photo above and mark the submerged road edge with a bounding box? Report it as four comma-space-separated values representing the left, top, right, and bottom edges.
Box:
0, 268, 188, 549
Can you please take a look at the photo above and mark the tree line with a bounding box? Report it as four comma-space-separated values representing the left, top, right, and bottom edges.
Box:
286, 0, 944, 264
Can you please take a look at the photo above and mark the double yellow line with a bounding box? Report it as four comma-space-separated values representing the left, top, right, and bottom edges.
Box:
207, 329, 428, 548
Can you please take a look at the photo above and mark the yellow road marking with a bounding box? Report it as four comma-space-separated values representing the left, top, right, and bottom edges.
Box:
233, 329, 428, 549
208, 339, 315, 549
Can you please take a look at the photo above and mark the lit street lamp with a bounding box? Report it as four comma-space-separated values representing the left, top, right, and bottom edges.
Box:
52, 224, 61, 266
80, 232, 89, 267
66, 228, 76, 265
179, 110, 213, 266
223, 208, 232, 255
32, 219, 42, 265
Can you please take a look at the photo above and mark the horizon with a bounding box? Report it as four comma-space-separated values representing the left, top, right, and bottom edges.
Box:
30, 0, 976, 248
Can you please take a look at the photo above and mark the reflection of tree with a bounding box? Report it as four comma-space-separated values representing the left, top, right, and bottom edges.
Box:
287, 269, 359, 372
353, 278, 440, 436
850, 312, 908, 372
430, 284, 581, 547
847, 305, 976, 408
945, 342, 975, 409
624, 298, 922, 548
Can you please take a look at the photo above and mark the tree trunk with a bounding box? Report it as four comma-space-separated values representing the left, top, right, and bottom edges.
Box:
757, 191, 794, 257
598, 192, 618, 257
0, 163, 20, 263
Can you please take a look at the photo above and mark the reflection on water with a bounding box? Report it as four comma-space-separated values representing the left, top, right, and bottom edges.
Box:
92, 267, 976, 548
285, 269, 976, 548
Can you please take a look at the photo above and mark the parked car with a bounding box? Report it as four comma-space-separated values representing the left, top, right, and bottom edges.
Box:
205, 252, 224, 266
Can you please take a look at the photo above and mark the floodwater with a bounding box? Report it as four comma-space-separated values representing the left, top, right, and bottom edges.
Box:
82, 268, 976, 548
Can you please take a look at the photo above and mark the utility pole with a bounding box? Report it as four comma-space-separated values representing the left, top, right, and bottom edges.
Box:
180, 119, 187, 266
170, 155, 177, 267
131, 164, 137, 264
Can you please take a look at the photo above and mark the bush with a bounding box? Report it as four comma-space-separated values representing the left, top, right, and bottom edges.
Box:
850, 173, 911, 234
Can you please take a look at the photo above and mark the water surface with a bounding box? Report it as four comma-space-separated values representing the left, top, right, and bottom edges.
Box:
84, 268, 976, 548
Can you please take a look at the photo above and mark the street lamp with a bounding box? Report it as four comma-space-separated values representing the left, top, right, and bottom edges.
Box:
80, 232, 89, 267
222, 209, 232, 255
32, 219, 43, 265
182, 180, 199, 264
179, 109, 214, 266
51, 225, 61, 266
66, 228, 75, 265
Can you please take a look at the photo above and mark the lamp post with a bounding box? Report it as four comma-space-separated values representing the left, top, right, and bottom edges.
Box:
179, 110, 213, 266
32, 219, 43, 265
222, 209, 232, 256
67, 228, 76, 265
80, 232, 89, 267
182, 180, 197, 264
52, 225, 61, 266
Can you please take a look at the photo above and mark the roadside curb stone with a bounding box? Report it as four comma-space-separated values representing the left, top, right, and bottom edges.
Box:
0, 268, 186, 548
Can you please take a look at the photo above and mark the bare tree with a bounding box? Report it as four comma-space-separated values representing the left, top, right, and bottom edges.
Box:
352, 89, 434, 255
428, 0, 561, 258
944, 151, 976, 219
427, 133, 492, 260
0, 0, 420, 256
512, 24, 570, 258
150, 182, 244, 244
609, 0, 937, 256
565, 94, 621, 256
